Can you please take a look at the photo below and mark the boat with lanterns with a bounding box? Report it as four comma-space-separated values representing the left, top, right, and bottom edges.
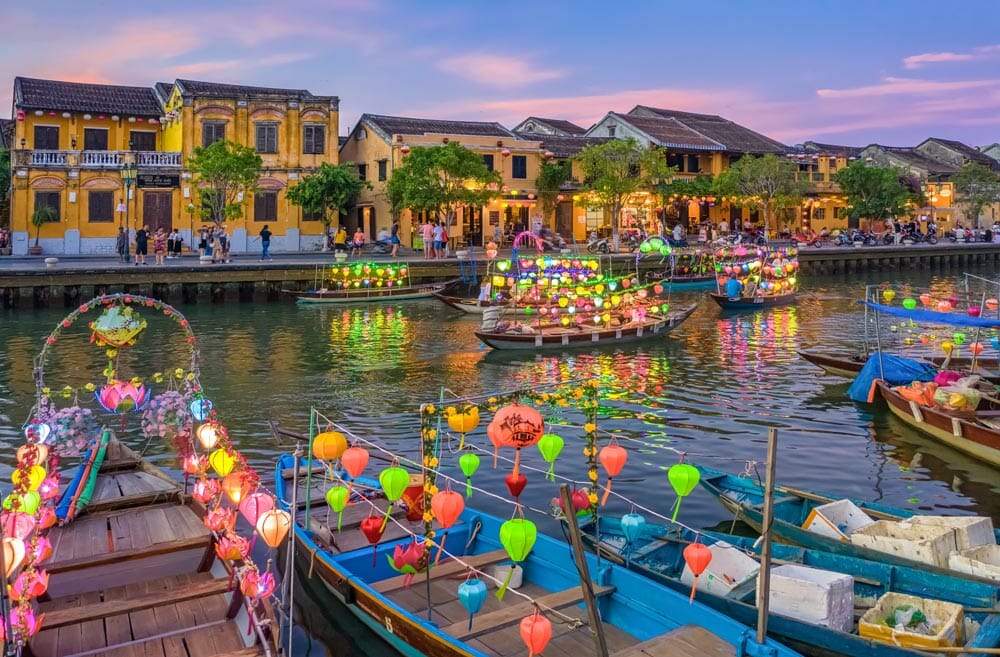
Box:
289, 262, 453, 304
273, 388, 802, 657
638, 237, 717, 288
709, 244, 799, 309
8, 294, 279, 656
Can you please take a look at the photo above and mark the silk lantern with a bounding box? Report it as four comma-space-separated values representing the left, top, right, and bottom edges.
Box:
239, 492, 274, 527
12, 465, 46, 491
341, 445, 370, 492
205, 507, 235, 532
2, 537, 26, 578
598, 440, 627, 505
986, 298, 999, 311
968, 306, 982, 318
1, 512, 36, 540
209, 448, 236, 477
667, 462, 700, 521
459, 452, 480, 498
953, 332, 967, 346
683, 539, 713, 602
190, 397, 214, 422
520, 609, 552, 657
431, 489, 464, 565
447, 406, 480, 450
882, 289, 895, 303
256, 509, 292, 548
326, 485, 349, 531
505, 472, 528, 502
486, 420, 503, 468
970, 342, 984, 356
941, 341, 954, 355
360, 514, 386, 567
196, 422, 221, 450
903, 298, 917, 310
620, 512, 646, 567
15, 444, 47, 466
313, 431, 348, 461
3, 491, 40, 515
498, 518, 536, 599
457, 578, 488, 631
492, 404, 544, 481
920, 293, 932, 306
215, 535, 250, 561
221, 472, 250, 504
537, 433, 564, 482
378, 464, 410, 529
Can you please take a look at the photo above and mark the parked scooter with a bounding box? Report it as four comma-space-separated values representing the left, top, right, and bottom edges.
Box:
586, 233, 610, 254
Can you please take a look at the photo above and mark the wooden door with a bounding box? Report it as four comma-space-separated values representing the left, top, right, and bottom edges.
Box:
142, 192, 173, 231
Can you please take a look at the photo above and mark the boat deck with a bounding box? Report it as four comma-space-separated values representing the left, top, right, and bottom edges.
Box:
31, 440, 269, 657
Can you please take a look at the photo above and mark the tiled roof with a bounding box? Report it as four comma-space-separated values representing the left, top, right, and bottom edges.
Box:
920, 137, 998, 168
801, 141, 865, 158
153, 82, 175, 103
873, 146, 959, 175
360, 114, 517, 142
13, 76, 163, 116
338, 135, 349, 150
514, 117, 586, 135
0, 119, 13, 149
515, 132, 609, 158
175, 79, 333, 101
611, 113, 721, 150
629, 105, 786, 153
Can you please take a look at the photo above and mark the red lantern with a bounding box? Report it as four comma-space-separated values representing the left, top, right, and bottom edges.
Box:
683, 540, 713, 602
571, 488, 590, 512
360, 514, 386, 567
400, 145, 410, 155
505, 472, 527, 501
556, 194, 565, 202
492, 404, 544, 480
599, 440, 627, 505
520, 609, 552, 656
501, 149, 511, 157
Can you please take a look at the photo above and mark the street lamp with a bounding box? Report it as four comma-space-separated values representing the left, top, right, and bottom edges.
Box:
120, 159, 137, 263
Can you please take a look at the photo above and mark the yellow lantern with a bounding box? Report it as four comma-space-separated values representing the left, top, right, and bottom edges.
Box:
447, 406, 480, 434
312, 431, 348, 460
197, 422, 221, 451
12, 465, 46, 491
256, 509, 292, 548
209, 448, 237, 477
221, 471, 249, 504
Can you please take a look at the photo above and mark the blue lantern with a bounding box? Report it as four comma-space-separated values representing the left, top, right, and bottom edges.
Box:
190, 398, 214, 422
621, 512, 646, 567
457, 578, 488, 631
991, 336, 1000, 351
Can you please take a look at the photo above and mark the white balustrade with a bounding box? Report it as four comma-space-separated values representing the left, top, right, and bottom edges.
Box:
30, 150, 69, 166
28, 150, 182, 169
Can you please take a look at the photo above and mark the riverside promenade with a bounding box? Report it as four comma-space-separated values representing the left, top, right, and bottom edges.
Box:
0, 241, 998, 308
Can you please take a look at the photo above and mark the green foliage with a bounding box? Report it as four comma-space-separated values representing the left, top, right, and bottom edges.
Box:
286, 162, 371, 227
186, 140, 262, 227
535, 160, 572, 217
385, 142, 502, 224
575, 138, 674, 248
833, 160, 912, 224
0, 147, 10, 203
951, 162, 1000, 227
713, 154, 805, 233
31, 205, 57, 246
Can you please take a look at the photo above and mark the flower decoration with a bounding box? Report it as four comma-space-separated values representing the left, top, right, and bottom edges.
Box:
141, 391, 193, 446
36, 402, 97, 457
96, 381, 150, 414
89, 304, 147, 348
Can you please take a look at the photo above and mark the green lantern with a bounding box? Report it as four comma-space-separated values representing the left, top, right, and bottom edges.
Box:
379, 465, 411, 529
537, 433, 565, 482
459, 452, 481, 498
3, 491, 41, 515
326, 485, 349, 532
667, 463, 700, 522
953, 332, 967, 346
497, 518, 537, 599
903, 298, 917, 310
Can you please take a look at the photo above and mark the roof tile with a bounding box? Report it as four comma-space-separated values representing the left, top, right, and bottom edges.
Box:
14, 76, 163, 116
361, 114, 516, 140
629, 105, 786, 153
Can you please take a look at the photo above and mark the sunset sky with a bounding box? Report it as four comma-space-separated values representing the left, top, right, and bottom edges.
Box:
4, 0, 1000, 148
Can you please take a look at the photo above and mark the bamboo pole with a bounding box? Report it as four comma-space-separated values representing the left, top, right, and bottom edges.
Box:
560, 484, 609, 657
755, 427, 779, 645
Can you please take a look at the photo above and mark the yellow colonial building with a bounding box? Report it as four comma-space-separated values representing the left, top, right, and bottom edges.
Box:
7, 76, 339, 255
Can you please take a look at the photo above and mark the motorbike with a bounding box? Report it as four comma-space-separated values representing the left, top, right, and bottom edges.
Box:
790, 232, 822, 248
586, 236, 610, 254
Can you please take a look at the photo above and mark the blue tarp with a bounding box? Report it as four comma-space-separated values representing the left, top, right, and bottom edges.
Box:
861, 301, 1000, 328
847, 353, 937, 403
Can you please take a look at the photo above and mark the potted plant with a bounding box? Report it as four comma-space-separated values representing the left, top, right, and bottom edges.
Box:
29, 206, 57, 255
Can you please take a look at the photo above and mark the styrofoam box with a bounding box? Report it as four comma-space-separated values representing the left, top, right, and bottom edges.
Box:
765, 564, 854, 633
859, 592, 965, 649
948, 544, 1000, 582
850, 520, 958, 568
680, 541, 760, 596
907, 516, 995, 551
802, 499, 876, 541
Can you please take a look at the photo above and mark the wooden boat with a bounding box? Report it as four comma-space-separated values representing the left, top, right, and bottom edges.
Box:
876, 380, 1000, 466
432, 293, 509, 314
798, 348, 1000, 379
274, 454, 801, 657
696, 464, 1000, 583
292, 280, 452, 304
577, 517, 1000, 657
475, 304, 697, 350
32, 431, 277, 657
665, 273, 717, 288
710, 292, 797, 310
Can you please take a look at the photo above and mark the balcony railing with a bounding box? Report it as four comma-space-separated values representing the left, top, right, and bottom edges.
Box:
19, 150, 182, 169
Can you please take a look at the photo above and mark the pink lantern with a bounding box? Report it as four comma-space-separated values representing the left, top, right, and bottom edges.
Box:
192, 478, 221, 504
240, 568, 276, 599
204, 507, 235, 532
11, 603, 43, 638
30, 536, 53, 564
239, 492, 275, 526
215, 535, 250, 561
96, 380, 149, 414
0, 512, 36, 540
11, 569, 49, 600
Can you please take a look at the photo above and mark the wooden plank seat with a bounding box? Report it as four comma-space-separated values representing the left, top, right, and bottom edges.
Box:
442, 585, 615, 640
373, 548, 510, 593
612, 624, 736, 657
85, 470, 180, 514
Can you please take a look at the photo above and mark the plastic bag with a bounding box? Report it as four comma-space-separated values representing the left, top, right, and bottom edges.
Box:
933, 377, 982, 411
886, 604, 926, 629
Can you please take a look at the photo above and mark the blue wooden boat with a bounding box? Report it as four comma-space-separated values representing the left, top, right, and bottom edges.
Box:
697, 465, 1000, 583
709, 292, 797, 310
275, 454, 802, 657
577, 515, 1000, 657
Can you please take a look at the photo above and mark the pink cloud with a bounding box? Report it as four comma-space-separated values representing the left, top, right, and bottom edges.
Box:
903, 44, 1000, 69
817, 76, 1000, 99
438, 54, 565, 88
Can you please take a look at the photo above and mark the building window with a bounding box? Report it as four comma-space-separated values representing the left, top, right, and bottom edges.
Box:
607, 125, 616, 137
483, 154, 494, 172
814, 208, 826, 221
303, 124, 325, 154
667, 153, 685, 170
358, 164, 367, 181
35, 191, 61, 221
833, 207, 843, 219
356, 128, 367, 141
202, 122, 226, 148
512, 155, 527, 179
728, 155, 742, 167
34, 126, 59, 150
130, 131, 156, 151
88, 191, 114, 222
687, 155, 699, 173
254, 191, 278, 222
378, 160, 387, 181
255, 123, 278, 154
83, 128, 108, 151
302, 207, 324, 222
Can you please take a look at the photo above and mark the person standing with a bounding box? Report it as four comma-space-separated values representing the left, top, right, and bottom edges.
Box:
421, 220, 434, 259
198, 228, 208, 258
259, 224, 272, 261
166, 229, 177, 258
153, 227, 167, 265
333, 225, 348, 252
390, 220, 401, 258
171, 231, 183, 258
115, 227, 128, 263
210, 228, 222, 263
134, 225, 149, 265
432, 221, 444, 259
351, 227, 365, 258
219, 227, 231, 262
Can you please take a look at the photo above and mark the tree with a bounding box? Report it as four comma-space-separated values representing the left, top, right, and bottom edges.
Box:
833, 160, 912, 227
951, 162, 1000, 229
535, 160, 572, 220
0, 147, 10, 204
385, 142, 501, 229
575, 138, 673, 250
187, 140, 262, 228
714, 154, 805, 235
31, 205, 57, 247
654, 174, 711, 233
286, 162, 371, 234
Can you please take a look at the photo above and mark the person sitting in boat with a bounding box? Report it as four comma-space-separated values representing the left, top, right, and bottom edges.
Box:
725, 276, 744, 299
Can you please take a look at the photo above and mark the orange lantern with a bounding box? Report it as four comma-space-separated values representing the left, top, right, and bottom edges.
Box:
182, 453, 207, 476
430, 489, 465, 565
221, 472, 250, 504
205, 507, 235, 532
341, 446, 369, 479
2, 537, 26, 578
520, 609, 552, 656
492, 404, 544, 480
486, 420, 503, 468
986, 298, 999, 312
256, 509, 292, 548
15, 444, 48, 466
313, 431, 348, 461
683, 540, 713, 602
598, 440, 628, 505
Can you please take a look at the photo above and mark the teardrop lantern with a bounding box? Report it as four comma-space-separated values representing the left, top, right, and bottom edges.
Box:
492, 404, 544, 482
667, 461, 700, 521
520, 609, 552, 657
378, 463, 411, 529
326, 485, 350, 531
497, 517, 537, 599
458, 452, 480, 498
430, 489, 465, 565
341, 446, 370, 494
505, 472, 528, 502
683, 539, 713, 603
458, 577, 488, 631
360, 514, 386, 567
537, 433, 564, 482
598, 440, 627, 505
256, 509, 292, 548
620, 512, 646, 567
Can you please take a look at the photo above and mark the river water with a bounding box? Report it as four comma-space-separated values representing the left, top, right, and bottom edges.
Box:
1, 268, 998, 655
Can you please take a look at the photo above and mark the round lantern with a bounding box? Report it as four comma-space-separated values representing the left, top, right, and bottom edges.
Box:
256, 509, 292, 548
313, 431, 348, 460
221, 471, 250, 504
12, 465, 47, 491
683, 540, 713, 602
447, 406, 480, 449
239, 491, 275, 527
501, 149, 511, 157
3, 491, 40, 515
492, 404, 544, 480
459, 452, 481, 498
520, 609, 552, 657
537, 434, 564, 482
196, 422, 222, 450
341, 446, 369, 480
209, 449, 237, 477
920, 293, 932, 306
598, 440, 627, 505
667, 462, 700, 521
458, 578, 488, 631
15, 444, 48, 466
498, 517, 536, 598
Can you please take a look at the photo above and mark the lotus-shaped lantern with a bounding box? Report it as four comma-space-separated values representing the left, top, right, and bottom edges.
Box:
240, 569, 276, 599
11, 603, 44, 638
215, 535, 250, 561
96, 381, 150, 414
11, 569, 49, 600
